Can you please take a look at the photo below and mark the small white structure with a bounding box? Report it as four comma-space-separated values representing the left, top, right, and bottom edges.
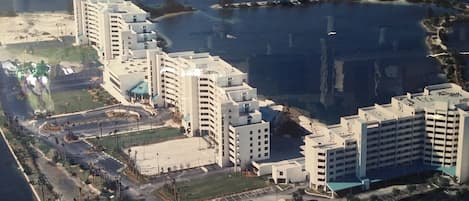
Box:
252, 157, 307, 184
2, 61, 17, 75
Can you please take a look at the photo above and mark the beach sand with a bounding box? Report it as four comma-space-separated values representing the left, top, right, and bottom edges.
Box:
0, 12, 75, 45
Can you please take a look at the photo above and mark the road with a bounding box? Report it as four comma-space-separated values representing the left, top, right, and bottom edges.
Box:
39, 105, 171, 138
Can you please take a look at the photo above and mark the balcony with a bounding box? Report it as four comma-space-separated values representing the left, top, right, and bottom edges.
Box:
136, 31, 157, 42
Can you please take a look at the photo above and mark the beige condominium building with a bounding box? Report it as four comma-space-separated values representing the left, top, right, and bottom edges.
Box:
303, 83, 469, 197
103, 50, 271, 169
147, 51, 271, 169
76, 0, 269, 170
73, 0, 157, 60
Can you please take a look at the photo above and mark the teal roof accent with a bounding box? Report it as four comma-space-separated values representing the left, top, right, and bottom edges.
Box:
435, 165, 456, 177
183, 114, 190, 122
326, 164, 456, 192
327, 178, 363, 192
129, 81, 148, 95
152, 95, 158, 102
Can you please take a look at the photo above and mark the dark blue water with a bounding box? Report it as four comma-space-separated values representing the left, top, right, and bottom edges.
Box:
447, 21, 469, 78
155, 1, 446, 123
0, 135, 34, 201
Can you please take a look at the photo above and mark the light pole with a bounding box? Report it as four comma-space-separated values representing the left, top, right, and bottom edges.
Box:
150, 114, 154, 129
136, 117, 140, 131
156, 152, 160, 175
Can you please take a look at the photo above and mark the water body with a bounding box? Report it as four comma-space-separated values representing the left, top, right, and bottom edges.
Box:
0, 135, 34, 201
155, 1, 446, 123
447, 21, 469, 78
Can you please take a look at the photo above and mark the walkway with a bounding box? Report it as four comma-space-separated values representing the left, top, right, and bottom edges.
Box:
428, 51, 469, 57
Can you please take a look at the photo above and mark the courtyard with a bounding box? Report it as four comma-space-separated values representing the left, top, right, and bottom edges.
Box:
129, 137, 216, 175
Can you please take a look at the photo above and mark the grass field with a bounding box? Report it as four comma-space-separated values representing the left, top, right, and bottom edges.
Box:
157, 173, 268, 201
51, 89, 113, 114
88, 127, 183, 157
26, 89, 54, 112
7, 44, 99, 65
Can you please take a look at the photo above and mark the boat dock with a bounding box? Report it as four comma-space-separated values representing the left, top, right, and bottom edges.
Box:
212, 0, 321, 9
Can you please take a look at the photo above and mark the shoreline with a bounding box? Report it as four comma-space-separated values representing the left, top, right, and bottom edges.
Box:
210, 0, 414, 10
152, 10, 197, 48
420, 14, 468, 87
0, 128, 42, 201
152, 10, 196, 21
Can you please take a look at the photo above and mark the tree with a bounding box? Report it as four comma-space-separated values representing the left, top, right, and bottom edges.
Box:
392, 187, 401, 196
406, 184, 417, 193
292, 191, 303, 201
38, 174, 47, 201
346, 194, 361, 201
219, 0, 233, 7
369, 194, 380, 201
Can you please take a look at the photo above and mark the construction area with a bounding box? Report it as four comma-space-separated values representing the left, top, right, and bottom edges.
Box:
129, 137, 217, 175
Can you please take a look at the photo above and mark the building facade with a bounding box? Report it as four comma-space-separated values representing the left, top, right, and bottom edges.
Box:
75, 0, 270, 170
73, 0, 157, 60
303, 83, 469, 196
145, 51, 270, 168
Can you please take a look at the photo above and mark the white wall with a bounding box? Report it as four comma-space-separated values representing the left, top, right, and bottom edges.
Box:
456, 110, 469, 183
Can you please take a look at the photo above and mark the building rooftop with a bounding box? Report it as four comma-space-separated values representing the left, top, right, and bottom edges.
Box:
107, 58, 148, 76
304, 124, 354, 150
395, 83, 469, 111
87, 0, 147, 14
168, 51, 244, 78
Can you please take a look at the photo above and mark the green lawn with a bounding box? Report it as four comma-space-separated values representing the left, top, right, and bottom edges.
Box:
158, 173, 269, 201
25, 89, 54, 112
7, 44, 99, 65
88, 127, 183, 157
51, 89, 112, 114
35, 140, 52, 155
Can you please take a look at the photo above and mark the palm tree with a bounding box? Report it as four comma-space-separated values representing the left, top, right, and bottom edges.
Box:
38, 174, 47, 200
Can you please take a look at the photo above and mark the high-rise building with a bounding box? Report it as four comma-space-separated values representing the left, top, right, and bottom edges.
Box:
73, 0, 157, 60
149, 51, 271, 168
303, 83, 469, 197
76, 0, 270, 170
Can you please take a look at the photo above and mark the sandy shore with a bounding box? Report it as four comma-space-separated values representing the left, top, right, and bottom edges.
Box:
360, 0, 411, 5
0, 12, 75, 45
152, 10, 195, 21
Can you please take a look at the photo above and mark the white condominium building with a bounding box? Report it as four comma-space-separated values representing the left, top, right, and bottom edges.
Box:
303, 83, 469, 197
75, 0, 270, 170
73, 0, 157, 60
147, 50, 270, 168
102, 50, 271, 168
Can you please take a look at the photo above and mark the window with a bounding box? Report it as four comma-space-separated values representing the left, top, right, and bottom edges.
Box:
250, 149, 253, 153
264, 153, 268, 157
264, 147, 268, 150
265, 128, 269, 132
279, 171, 284, 176
264, 140, 268, 144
